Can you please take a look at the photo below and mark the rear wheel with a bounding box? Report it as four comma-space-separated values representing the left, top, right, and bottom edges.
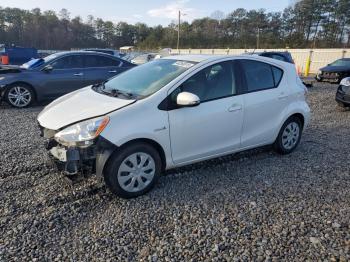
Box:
274, 117, 302, 155
5, 84, 34, 108
104, 143, 162, 198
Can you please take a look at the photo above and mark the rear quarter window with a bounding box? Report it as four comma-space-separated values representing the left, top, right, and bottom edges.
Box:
272, 66, 283, 86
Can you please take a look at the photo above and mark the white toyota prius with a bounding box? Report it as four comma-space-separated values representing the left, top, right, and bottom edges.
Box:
38, 55, 310, 198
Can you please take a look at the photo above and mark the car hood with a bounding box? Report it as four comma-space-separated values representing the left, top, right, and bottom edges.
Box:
0, 65, 24, 74
320, 65, 350, 73
37, 86, 136, 130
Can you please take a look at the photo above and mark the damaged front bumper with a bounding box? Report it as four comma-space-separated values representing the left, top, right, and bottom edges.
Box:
41, 127, 117, 178
0, 84, 7, 105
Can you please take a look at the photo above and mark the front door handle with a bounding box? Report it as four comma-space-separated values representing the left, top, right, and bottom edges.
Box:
109, 70, 117, 73
228, 104, 242, 112
74, 73, 84, 76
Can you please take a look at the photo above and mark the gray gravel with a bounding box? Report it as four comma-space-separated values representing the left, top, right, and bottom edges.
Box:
1, 83, 350, 261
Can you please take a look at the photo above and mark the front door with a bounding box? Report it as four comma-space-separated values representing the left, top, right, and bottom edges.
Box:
41, 54, 85, 99
168, 61, 244, 164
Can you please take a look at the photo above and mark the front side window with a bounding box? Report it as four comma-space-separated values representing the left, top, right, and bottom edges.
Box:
240, 60, 283, 92
51, 55, 84, 69
178, 61, 236, 102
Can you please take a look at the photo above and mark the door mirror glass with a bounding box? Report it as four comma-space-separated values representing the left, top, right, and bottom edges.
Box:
177, 92, 200, 107
42, 65, 53, 73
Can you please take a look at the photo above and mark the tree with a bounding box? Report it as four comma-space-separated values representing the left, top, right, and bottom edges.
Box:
0, 1, 348, 50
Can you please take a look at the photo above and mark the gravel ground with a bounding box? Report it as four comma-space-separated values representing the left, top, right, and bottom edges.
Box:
0, 83, 350, 261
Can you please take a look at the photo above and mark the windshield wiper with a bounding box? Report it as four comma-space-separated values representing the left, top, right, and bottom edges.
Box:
110, 89, 134, 98
92, 81, 108, 92
92, 82, 135, 99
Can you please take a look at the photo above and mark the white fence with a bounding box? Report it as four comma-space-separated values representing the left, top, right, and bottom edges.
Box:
171, 48, 350, 74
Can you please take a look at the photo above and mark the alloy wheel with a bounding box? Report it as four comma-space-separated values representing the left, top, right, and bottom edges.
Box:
7, 86, 32, 107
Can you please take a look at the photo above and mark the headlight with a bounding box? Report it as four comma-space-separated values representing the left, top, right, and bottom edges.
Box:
318, 70, 322, 75
340, 77, 350, 87
54, 116, 110, 146
0, 77, 5, 81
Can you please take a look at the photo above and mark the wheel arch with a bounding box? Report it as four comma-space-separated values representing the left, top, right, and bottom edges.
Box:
6, 81, 37, 101
288, 113, 305, 129
103, 138, 167, 176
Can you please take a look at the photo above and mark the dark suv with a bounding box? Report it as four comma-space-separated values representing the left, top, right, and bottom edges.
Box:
246, 51, 294, 64
0, 51, 135, 108
316, 58, 350, 84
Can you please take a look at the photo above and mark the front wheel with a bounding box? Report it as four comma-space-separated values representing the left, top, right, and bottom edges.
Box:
104, 143, 162, 198
274, 117, 302, 155
5, 84, 34, 108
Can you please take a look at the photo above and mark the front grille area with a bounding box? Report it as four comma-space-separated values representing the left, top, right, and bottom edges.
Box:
321, 72, 339, 79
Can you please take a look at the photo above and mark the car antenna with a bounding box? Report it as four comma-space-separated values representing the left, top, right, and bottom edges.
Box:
251, 49, 256, 55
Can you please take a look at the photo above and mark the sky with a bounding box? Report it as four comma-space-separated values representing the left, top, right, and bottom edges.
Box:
0, 0, 292, 26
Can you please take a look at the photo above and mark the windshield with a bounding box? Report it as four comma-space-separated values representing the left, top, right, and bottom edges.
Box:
21, 53, 59, 69
103, 59, 196, 97
330, 59, 350, 67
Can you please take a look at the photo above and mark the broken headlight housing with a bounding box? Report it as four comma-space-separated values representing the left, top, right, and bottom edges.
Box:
54, 116, 110, 147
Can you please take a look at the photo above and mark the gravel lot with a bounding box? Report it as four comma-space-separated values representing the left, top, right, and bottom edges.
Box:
1, 83, 350, 261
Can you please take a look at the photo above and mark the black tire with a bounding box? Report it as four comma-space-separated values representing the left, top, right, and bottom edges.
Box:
273, 116, 303, 155
337, 103, 350, 110
104, 142, 162, 199
5, 83, 35, 108
337, 102, 345, 108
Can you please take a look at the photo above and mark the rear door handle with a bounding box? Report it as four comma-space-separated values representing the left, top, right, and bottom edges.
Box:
228, 104, 242, 112
74, 73, 84, 76
109, 70, 117, 73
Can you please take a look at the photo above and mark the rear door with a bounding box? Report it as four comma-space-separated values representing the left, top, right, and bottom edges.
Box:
238, 59, 288, 148
83, 55, 124, 86
40, 54, 85, 98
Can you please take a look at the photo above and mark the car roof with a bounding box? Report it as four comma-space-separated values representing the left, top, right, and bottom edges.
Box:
52, 51, 118, 57
84, 48, 116, 51
162, 55, 229, 63
162, 54, 291, 67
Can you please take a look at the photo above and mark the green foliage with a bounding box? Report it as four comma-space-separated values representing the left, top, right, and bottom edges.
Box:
0, 0, 349, 50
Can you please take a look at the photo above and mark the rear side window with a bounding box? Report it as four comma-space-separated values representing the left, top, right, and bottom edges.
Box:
85, 55, 121, 68
240, 60, 283, 92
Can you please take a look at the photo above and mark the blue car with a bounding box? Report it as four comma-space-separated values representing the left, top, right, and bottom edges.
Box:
0, 51, 135, 108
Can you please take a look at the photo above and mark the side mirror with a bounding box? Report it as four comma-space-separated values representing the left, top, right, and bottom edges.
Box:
42, 65, 53, 73
176, 92, 200, 107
